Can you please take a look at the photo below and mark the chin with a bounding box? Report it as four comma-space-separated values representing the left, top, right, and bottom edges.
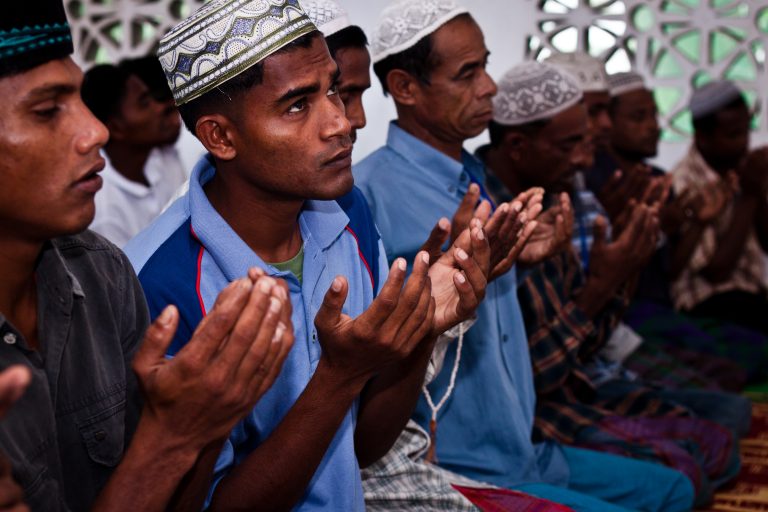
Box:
313, 173, 355, 201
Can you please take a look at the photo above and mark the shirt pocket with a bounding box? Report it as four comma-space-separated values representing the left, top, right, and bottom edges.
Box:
76, 398, 126, 467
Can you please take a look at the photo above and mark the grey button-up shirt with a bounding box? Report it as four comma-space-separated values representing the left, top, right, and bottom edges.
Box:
0, 231, 147, 511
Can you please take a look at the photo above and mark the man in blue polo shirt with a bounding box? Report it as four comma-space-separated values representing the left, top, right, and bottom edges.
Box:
355, 1, 694, 511
127, 1, 489, 510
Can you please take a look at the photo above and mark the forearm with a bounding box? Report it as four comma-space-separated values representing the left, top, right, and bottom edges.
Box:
209, 360, 364, 512
92, 415, 202, 512
703, 196, 758, 282
576, 277, 620, 318
670, 223, 706, 279
168, 441, 226, 512
354, 338, 436, 468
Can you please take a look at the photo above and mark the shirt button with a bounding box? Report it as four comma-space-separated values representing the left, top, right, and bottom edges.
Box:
94, 430, 106, 442
448, 186, 457, 194
3, 333, 17, 345
502, 334, 509, 342
460, 173, 469, 182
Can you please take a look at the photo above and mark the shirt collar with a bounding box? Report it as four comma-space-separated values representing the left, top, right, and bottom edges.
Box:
187, 155, 349, 281
385, 121, 486, 187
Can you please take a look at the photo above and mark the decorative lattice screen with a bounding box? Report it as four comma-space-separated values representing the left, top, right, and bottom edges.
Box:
65, 0, 206, 67
527, 0, 768, 143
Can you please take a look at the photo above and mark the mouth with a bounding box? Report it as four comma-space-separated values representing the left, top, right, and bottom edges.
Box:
73, 157, 106, 194
322, 148, 353, 171
474, 110, 494, 121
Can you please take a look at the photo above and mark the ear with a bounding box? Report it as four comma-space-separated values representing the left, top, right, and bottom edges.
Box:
386, 69, 421, 107
195, 114, 238, 161
502, 130, 527, 163
106, 117, 127, 142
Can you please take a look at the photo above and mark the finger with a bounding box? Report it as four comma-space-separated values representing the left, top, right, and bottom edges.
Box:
473, 200, 492, 225
132, 303, 180, 372
592, 215, 608, 249
218, 276, 278, 376
314, 276, 350, 335
507, 219, 539, 262
247, 267, 266, 282
483, 202, 511, 241
454, 247, 485, 315
419, 217, 450, 263
0, 476, 24, 509
175, 278, 254, 367
452, 184, 481, 235
254, 320, 294, 398
471, 226, 491, 277
380, 252, 431, 346
361, 258, 409, 328
0, 367, 30, 419
396, 275, 433, 353
238, 291, 285, 387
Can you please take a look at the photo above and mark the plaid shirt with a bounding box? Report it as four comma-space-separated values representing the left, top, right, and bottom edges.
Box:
670, 145, 766, 310
518, 249, 688, 444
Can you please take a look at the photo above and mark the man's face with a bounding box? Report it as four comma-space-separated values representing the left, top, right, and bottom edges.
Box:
0, 57, 108, 240
112, 74, 181, 147
228, 34, 353, 201
583, 90, 612, 151
697, 103, 751, 171
521, 103, 589, 192
333, 45, 371, 144
610, 89, 660, 159
411, 16, 497, 143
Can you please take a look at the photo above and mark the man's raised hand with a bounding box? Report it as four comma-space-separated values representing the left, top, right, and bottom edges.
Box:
132, 272, 294, 450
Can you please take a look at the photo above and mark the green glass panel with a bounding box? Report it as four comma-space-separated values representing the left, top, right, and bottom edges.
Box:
677, 0, 700, 8
632, 5, 655, 32
654, 86, 682, 115
94, 46, 110, 65
654, 49, 684, 78
758, 8, 768, 33
662, 129, 687, 142
711, 30, 740, 63
692, 70, 712, 87
141, 22, 156, 43
719, 3, 748, 17
670, 109, 693, 136
725, 52, 757, 81
672, 30, 701, 64
661, 1, 688, 15
109, 24, 122, 44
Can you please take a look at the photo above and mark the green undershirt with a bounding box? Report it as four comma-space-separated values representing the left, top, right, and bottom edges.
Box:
269, 245, 305, 284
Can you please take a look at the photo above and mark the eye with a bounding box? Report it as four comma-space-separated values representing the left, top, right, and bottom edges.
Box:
327, 83, 339, 96
33, 105, 60, 120
287, 98, 307, 114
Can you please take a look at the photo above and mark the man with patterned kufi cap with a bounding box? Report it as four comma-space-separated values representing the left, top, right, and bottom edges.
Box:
128, 0, 488, 510
669, 79, 768, 337
0, 1, 297, 511
355, 3, 698, 507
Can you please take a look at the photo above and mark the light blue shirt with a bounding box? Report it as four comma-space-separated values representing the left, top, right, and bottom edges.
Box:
127, 155, 388, 511
354, 122, 569, 488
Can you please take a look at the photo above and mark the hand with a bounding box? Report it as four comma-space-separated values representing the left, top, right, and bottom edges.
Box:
0, 367, 31, 512
518, 192, 575, 265
588, 204, 659, 291
597, 165, 652, 220
483, 188, 544, 280
132, 272, 294, 450
314, 254, 436, 384
693, 179, 733, 224
0, 367, 30, 419
428, 226, 490, 335
419, 184, 491, 264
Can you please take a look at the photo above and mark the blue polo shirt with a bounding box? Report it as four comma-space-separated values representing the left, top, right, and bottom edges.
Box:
354, 122, 569, 489
126, 154, 387, 511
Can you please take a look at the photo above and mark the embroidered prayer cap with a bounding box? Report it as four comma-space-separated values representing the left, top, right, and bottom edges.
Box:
607, 71, 646, 97
545, 52, 608, 93
689, 80, 744, 120
158, 0, 317, 106
0, 0, 74, 78
492, 61, 583, 126
301, 0, 351, 37
370, 0, 469, 64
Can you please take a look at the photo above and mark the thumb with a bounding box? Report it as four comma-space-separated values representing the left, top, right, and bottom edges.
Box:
133, 305, 179, 371
419, 217, 450, 263
0, 366, 31, 419
592, 215, 608, 248
314, 276, 349, 335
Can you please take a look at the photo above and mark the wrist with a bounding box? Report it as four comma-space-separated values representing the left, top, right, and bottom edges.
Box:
127, 413, 205, 470
314, 356, 370, 397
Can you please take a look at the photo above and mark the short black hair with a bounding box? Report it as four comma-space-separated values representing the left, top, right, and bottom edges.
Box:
488, 119, 550, 148
692, 95, 748, 135
325, 25, 368, 59
120, 55, 173, 102
178, 30, 320, 135
81, 63, 132, 124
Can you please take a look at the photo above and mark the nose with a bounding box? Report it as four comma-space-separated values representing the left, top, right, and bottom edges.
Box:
76, 99, 109, 154
321, 95, 352, 141
598, 111, 612, 132
346, 97, 367, 133
478, 69, 498, 99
